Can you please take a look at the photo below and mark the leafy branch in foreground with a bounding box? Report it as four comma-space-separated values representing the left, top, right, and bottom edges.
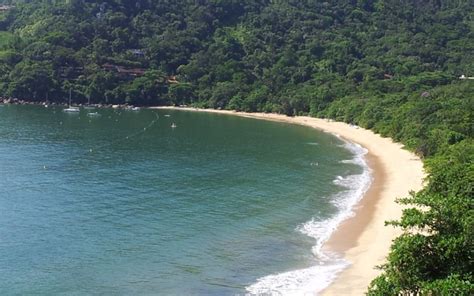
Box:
368, 140, 473, 295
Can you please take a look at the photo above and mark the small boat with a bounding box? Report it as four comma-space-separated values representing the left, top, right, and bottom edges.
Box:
87, 112, 100, 117
164, 114, 171, 117
131, 107, 141, 111
171, 123, 177, 128
64, 88, 80, 113
64, 106, 80, 113
84, 97, 95, 109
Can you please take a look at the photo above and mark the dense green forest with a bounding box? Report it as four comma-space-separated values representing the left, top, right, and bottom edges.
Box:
0, 0, 473, 294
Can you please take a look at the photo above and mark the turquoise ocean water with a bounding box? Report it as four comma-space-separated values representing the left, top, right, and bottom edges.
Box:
0, 105, 370, 295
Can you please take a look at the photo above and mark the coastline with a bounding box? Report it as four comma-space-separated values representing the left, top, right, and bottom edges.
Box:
151, 106, 425, 295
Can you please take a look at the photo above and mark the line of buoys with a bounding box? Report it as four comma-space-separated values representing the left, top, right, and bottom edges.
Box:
42, 112, 160, 171
87, 112, 160, 153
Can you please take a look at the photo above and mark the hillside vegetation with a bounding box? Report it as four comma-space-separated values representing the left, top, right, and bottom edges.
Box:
0, 0, 472, 294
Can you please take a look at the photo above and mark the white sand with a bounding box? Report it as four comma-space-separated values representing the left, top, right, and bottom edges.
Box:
151, 107, 425, 295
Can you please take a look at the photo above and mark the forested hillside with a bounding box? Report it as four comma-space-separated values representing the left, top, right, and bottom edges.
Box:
0, 0, 472, 294
0, 0, 472, 108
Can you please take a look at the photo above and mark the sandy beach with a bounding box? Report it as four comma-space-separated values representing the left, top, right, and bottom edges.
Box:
151, 106, 425, 295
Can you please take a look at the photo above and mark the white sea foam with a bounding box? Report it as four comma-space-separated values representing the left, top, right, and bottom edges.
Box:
339, 159, 358, 165
246, 141, 372, 296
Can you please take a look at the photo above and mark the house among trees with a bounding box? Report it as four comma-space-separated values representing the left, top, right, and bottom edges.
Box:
0, 5, 14, 11
130, 49, 145, 57
167, 75, 179, 84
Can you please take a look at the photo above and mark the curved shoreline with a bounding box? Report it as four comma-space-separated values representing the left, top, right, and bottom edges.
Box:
150, 106, 425, 295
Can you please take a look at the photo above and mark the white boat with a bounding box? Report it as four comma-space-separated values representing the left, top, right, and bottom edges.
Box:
87, 112, 100, 117
164, 114, 171, 117
83, 97, 95, 109
64, 106, 80, 113
64, 88, 80, 113
131, 107, 141, 111
171, 123, 177, 128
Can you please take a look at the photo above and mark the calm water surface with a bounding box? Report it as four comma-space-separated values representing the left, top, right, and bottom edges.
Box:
0, 105, 363, 295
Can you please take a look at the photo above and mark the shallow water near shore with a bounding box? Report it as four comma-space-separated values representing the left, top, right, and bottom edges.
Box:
0, 105, 369, 295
